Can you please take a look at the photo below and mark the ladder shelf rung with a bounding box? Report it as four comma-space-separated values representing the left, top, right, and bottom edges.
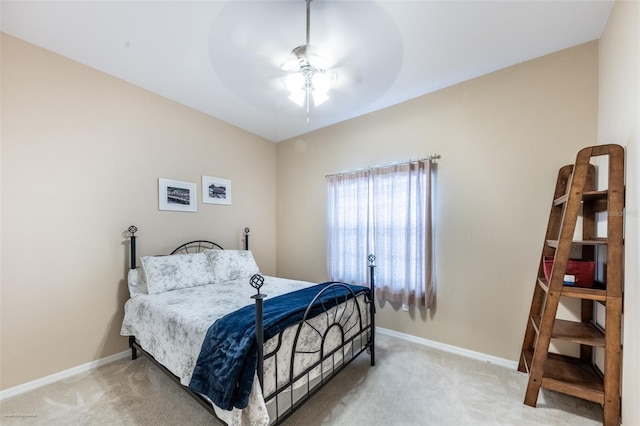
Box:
521, 350, 533, 374
536, 277, 549, 293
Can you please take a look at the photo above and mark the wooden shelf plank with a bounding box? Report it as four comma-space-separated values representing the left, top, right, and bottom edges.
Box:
542, 353, 605, 404
531, 316, 605, 347
522, 351, 604, 404
537, 277, 607, 301
561, 285, 608, 301
553, 320, 605, 346
554, 190, 608, 206
546, 239, 608, 248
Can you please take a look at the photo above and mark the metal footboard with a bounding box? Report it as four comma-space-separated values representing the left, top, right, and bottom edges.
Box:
253, 257, 376, 425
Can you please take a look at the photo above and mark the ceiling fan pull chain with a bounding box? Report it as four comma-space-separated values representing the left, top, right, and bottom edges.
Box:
306, 92, 311, 126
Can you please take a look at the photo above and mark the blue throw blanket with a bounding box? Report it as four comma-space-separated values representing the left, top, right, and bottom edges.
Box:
188, 282, 369, 410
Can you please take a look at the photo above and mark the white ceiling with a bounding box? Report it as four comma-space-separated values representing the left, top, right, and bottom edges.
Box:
1, 1, 613, 142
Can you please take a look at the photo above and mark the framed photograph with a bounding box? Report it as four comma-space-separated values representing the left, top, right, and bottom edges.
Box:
202, 175, 232, 205
158, 178, 197, 212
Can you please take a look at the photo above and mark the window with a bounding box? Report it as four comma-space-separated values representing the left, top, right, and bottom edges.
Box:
327, 160, 434, 310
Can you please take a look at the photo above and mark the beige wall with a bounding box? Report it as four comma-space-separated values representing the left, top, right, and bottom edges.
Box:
0, 33, 277, 390
598, 1, 640, 424
276, 42, 599, 361
3, 13, 635, 419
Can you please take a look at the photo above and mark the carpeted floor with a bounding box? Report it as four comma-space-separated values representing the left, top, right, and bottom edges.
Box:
0, 334, 602, 425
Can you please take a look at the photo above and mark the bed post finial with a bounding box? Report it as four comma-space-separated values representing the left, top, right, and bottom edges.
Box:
128, 226, 138, 270
244, 227, 250, 250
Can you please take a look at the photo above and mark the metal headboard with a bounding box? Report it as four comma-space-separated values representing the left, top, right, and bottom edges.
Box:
126, 226, 250, 269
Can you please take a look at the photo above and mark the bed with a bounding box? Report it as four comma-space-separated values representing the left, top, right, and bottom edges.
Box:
120, 226, 376, 425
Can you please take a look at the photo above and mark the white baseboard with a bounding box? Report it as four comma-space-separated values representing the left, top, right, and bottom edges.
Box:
1, 331, 517, 401
0, 350, 130, 401
377, 327, 519, 370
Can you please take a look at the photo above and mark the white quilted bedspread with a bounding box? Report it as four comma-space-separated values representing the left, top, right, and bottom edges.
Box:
121, 276, 316, 426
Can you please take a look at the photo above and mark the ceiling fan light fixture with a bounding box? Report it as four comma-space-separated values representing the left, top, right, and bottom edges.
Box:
285, 72, 305, 94
286, 66, 333, 107
288, 91, 307, 107
287, 82, 307, 107
312, 89, 329, 106
312, 72, 333, 95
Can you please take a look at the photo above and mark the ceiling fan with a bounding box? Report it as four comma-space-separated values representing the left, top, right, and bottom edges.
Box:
207, 0, 402, 136
282, 0, 337, 125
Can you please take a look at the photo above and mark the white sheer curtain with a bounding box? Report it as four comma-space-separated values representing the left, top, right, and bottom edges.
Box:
326, 160, 434, 310
372, 161, 433, 309
327, 170, 371, 285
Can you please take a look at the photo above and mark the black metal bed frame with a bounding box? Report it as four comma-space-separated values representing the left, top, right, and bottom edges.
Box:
123, 225, 376, 425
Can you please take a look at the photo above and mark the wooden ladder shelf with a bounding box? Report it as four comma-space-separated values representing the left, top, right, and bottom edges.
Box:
518, 144, 625, 426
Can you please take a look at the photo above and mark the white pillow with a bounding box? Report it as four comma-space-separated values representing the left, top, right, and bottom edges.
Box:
127, 268, 148, 297
141, 252, 215, 294
205, 250, 260, 282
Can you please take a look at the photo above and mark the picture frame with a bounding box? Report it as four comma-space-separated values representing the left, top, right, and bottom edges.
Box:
158, 178, 197, 212
202, 175, 232, 205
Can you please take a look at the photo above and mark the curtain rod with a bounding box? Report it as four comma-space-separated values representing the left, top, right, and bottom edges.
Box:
326, 154, 440, 178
